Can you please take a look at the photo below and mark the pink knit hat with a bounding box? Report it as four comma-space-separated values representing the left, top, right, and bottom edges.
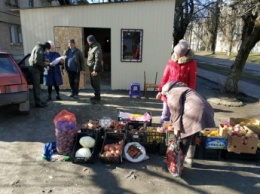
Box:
173, 39, 189, 56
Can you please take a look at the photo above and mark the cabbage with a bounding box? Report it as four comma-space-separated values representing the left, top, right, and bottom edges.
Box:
75, 148, 91, 158
79, 136, 95, 148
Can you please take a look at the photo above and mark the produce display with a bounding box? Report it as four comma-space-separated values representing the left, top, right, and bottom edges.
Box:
82, 120, 100, 130
75, 136, 96, 158
201, 128, 219, 137
100, 139, 124, 158
70, 133, 97, 164
146, 127, 166, 144
127, 125, 145, 134
221, 123, 258, 139
49, 111, 260, 176
75, 148, 91, 158
79, 136, 95, 148
106, 120, 127, 133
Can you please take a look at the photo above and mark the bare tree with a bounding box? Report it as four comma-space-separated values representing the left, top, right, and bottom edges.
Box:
219, 2, 243, 55
224, 0, 260, 93
180, 1, 221, 52
174, 0, 195, 47
209, 0, 222, 54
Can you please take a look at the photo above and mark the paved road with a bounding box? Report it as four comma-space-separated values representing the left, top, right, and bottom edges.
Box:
0, 78, 260, 194
194, 55, 260, 100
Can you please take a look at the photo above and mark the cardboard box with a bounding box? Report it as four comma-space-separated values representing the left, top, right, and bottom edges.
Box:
230, 118, 260, 135
205, 137, 227, 149
227, 134, 258, 154
230, 118, 260, 126
219, 124, 232, 138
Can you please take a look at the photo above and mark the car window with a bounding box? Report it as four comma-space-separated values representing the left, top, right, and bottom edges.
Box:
0, 57, 18, 74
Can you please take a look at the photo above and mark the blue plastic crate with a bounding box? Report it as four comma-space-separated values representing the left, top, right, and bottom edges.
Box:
205, 137, 227, 149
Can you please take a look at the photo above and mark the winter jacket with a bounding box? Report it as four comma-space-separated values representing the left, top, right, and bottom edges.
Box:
166, 81, 216, 139
158, 49, 197, 102
87, 42, 103, 72
44, 51, 63, 86
29, 43, 47, 71
64, 47, 85, 73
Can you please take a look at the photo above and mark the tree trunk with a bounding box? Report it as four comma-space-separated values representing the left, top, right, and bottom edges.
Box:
224, 48, 250, 93
227, 39, 233, 56
210, 0, 221, 54
224, 15, 260, 93
173, 0, 194, 46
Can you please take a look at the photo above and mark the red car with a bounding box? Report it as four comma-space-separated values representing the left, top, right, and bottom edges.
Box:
0, 52, 30, 114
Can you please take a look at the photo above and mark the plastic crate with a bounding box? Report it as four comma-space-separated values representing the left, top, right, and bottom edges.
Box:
105, 121, 128, 134
81, 119, 101, 131
127, 125, 166, 153
146, 126, 166, 144
70, 131, 98, 164
194, 136, 223, 160
125, 123, 146, 143
99, 132, 125, 164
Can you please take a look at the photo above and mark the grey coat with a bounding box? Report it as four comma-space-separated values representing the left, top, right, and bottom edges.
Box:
165, 81, 216, 139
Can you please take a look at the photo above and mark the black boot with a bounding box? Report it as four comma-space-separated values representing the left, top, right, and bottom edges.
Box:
56, 95, 62, 100
47, 95, 52, 101
90, 96, 101, 102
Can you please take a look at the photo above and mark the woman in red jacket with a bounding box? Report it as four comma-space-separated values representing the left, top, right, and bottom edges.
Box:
156, 39, 197, 124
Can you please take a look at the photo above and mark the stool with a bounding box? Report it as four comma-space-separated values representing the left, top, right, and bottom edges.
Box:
129, 83, 141, 98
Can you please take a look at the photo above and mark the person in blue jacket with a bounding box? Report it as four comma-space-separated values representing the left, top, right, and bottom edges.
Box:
44, 41, 64, 101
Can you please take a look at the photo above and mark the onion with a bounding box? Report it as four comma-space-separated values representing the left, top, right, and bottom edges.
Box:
104, 144, 110, 151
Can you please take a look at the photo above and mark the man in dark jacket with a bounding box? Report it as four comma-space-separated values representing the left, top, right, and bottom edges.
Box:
64, 39, 85, 98
29, 42, 51, 108
87, 35, 103, 102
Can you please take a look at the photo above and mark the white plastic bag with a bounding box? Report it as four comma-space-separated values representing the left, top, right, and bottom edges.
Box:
123, 142, 148, 163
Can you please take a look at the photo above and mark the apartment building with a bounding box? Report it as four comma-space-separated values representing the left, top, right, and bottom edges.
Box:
0, 0, 46, 60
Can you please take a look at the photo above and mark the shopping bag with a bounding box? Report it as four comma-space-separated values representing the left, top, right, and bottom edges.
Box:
166, 134, 184, 177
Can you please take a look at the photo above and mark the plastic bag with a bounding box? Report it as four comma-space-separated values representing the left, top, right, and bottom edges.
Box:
123, 142, 148, 163
53, 110, 78, 155
166, 135, 184, 177
42, 142, 70, 162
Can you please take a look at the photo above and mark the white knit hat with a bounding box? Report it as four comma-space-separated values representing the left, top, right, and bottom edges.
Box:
173, 39, 189, 56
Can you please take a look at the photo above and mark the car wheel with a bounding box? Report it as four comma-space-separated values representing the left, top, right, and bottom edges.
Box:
19, 99, 30, 114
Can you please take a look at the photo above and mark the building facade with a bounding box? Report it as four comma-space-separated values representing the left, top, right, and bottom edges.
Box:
19, 0, 176, 90
0, 0, 48, 60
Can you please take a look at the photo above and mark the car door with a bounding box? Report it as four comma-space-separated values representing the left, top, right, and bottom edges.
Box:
18, 54, 43, 85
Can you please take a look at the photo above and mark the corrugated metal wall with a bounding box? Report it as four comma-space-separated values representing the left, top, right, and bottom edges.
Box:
20, 0, 175, 90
